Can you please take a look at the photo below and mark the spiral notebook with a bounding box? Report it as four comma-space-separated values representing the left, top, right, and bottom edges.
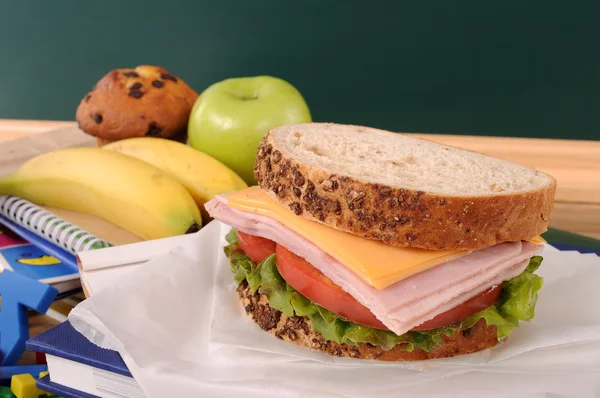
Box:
0, 196, 111, 294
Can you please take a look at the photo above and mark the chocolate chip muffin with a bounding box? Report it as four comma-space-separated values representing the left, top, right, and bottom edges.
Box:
76, 65, 199, 146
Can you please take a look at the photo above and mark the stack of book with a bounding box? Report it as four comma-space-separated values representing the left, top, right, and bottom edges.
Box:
26, 321, 144, 398
1, 196, 137, 396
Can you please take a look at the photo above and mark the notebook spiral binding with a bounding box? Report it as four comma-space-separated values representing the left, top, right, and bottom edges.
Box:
0, 196, 111, 254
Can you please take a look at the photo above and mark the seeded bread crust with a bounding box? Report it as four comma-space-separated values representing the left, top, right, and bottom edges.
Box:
76, 65, 198, 146
254, 124, 557, 250
237, 282, 500, 361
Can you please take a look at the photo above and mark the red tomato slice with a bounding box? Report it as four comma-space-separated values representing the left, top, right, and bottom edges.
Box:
275, 244, 389, 330
411, 285, 502, 330
238, 232, 502, 332
236, 231, 276, 263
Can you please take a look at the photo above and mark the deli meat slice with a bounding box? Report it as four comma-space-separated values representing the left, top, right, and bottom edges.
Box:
206, 196, 544, 335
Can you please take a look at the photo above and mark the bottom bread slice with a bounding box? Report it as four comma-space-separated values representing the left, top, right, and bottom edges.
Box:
237, 282, 501, 361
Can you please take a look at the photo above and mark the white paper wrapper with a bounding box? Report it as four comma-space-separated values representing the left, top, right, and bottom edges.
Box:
69, 221, 600, 398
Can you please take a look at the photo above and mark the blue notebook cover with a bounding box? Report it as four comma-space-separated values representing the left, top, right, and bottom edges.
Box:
0, 214, 79, 271
549, 243, 600, 256
37, 374, 98, 398
26, 321, 132, 378
0, 223, 80, 299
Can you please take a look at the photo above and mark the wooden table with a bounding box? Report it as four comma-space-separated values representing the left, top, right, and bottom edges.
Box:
1, 118, 600, 365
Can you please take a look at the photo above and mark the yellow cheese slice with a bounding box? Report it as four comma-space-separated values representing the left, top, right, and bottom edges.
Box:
226, 187, 544, 290
227, 187, 467, 289
528, 235, 546, 244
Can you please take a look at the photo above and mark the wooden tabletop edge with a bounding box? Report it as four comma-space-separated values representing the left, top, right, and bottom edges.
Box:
0, 119, 76, 133
1, 119, 599, 147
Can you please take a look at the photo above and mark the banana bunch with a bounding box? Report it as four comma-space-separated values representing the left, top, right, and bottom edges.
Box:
102, 138, 247, 222
0, 139, 246, 241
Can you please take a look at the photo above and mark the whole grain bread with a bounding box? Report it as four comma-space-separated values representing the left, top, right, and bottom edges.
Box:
254, 123, 556, 250
76, 65, 198, 146
237, 282, 500, 361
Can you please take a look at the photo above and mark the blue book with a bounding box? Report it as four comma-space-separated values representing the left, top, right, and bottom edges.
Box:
0, 196, 111, 264
549, 243, 600, 256
0, 223, 80, 295
0, 214, 79, 270
37, 374, 97, 398
0, 196, 112, 296
26, 321, 143, 398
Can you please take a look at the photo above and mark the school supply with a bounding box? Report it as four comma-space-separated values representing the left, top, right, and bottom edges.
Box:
0, 196, 110, 258
0, 269, 58, 366
26, 321, 143, 398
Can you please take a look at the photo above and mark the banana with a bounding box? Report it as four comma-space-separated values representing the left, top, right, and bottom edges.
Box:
0, 148, 202, 240
18, 255, 62, 266
102, 137, 248, 222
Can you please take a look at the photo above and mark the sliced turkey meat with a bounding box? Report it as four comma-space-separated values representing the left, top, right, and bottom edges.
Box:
206, 196, 543, 336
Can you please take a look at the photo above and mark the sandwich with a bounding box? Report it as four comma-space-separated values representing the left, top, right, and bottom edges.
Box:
205, 123, 556, 361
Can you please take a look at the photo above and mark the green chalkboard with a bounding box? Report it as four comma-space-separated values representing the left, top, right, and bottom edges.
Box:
0, 1, 598, 140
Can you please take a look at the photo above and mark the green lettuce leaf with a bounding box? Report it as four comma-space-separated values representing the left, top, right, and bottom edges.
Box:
225, 227, 239, 244
258, 255, 284, 295
225, 229, 545, 352
498, 255, 544, 322
462, 306, 520, 339
228, 250, 253, 285
290, 290, 318, 316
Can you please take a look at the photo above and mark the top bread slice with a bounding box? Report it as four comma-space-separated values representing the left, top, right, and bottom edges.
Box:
254, 123, 556, 250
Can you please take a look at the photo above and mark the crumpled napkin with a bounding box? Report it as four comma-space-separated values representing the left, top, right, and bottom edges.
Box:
69, 221, 600, 398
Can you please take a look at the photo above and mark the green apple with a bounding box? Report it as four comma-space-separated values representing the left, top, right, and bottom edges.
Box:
188, 76, 312, 185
